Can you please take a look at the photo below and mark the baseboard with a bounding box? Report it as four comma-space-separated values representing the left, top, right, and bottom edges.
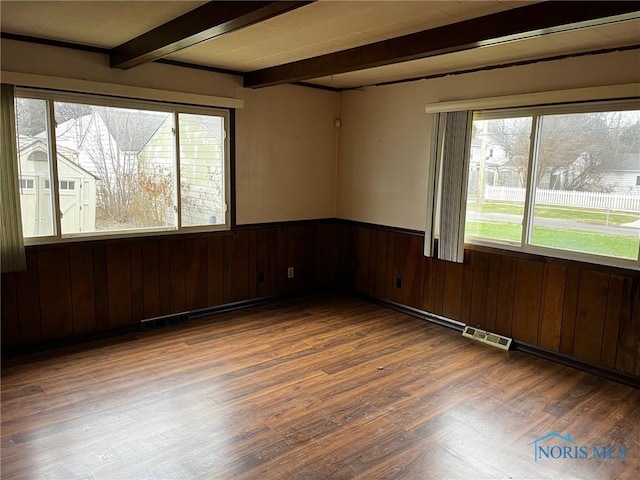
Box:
348, 290, 639, 390
139, 288, 333, 331
514, 341, 640, 390
350, 291, 465, 332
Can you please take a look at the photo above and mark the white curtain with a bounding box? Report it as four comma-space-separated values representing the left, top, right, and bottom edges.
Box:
428, 110, 472, 263
1, 83, 26, 273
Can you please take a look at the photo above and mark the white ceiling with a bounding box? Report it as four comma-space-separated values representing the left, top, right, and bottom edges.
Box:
1, 0, 639, 89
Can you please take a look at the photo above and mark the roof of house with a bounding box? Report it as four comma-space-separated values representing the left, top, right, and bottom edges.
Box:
98, 110, 168, 153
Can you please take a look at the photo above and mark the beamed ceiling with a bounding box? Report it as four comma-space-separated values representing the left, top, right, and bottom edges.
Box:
1, 1, 639, 90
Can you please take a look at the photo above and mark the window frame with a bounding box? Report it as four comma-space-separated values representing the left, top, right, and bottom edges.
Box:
15, 88, 232, 245
464, 99, 640, 270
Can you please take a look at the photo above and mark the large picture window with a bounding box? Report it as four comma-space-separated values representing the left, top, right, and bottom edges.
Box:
14, 90, 230, 241
465, 102, 640, 267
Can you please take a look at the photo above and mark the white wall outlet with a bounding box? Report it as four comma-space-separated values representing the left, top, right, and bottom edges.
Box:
287, 267, 294, 278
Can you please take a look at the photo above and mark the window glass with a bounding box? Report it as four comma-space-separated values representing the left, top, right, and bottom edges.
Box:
464, 104, 640, 265
465, 116, 532, 245
531, 111, 640, 260
54, 102, 175, 235
15, 97, 55, 237
15, 91, 230, 241
179, 113, 226, 227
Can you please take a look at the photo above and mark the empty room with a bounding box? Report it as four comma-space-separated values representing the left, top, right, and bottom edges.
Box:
1, 1, 639, 479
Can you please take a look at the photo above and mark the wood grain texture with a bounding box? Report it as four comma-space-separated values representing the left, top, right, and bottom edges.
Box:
560, 267, 581, 356
469, 250, 489, 329
1, 274, 20, 345
402, 235, 424, 309
374, 230, 388, 299
512, 259, 544, 345
37, 248, 73, 341
3, 295, 640, 480
601, 275, 624, 368
538, 264, 566, 352
494, 256, 517, 337
442, 261, 463, 321
141, 241, 160, 319
106, 243, 133, 328
15, 251, 42, 344
484, 254, 501, 333
460, 250, 475, 325
573, 270, 609, 365
615, 277, 640, 376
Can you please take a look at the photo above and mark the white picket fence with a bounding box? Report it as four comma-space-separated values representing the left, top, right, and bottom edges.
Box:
484, 186, 640, 212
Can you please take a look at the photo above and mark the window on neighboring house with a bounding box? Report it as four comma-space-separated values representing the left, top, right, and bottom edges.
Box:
19, 178, 35, 190
14, 91, 230, 241
464, 102, 640, 266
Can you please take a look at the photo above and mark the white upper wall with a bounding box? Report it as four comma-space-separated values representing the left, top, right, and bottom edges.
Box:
236, 85, 338, 224
336, 49, 640, 231
1, 39, 339, 225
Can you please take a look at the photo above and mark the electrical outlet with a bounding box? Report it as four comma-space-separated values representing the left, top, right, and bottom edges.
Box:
287, 267, 294, 278
396, 277, 403, 288
257, 272, 264, 283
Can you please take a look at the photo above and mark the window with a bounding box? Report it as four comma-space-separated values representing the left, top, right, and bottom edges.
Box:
465, 102, 640, 266
19, 178, 35, 190
14, 91, 230, 241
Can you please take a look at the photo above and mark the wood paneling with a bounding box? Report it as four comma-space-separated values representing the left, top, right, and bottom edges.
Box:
207, 236, 224, 306
615, 277, 640, 376
469, 251, 489, 329
1, 274, 20, 345
185, 238, 208, 311
1, 222, 336, 350
494, 256, 517, 337
141, 241, 160, 319
560, 267, 581, 356
339, 223, 639, 379
512, 259, 544, 346
601, 275, 623, 368
2, 220, 638, 381
169, 240, 186, 313
402, 235, 423, 308
37, 248, 73, 341
106, 244, 132, 328
15, 252, 42, 344
573, 270, 609, 364
442, 261, 463, 321
538, 264, 566, 352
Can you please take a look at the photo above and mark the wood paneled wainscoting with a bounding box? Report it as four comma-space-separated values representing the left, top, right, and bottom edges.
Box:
2, 218, 639, 386
335, 221, 640, 386
1, 221, 337, 351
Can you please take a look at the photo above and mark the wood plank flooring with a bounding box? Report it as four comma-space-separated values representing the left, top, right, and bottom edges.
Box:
2, 295, 639, 479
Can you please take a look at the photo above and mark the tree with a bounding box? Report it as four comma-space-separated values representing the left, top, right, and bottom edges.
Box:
487, 111, 639, 192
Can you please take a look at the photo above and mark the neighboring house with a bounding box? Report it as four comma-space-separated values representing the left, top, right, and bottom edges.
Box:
139, 113, 226, 226
470, 135, 640, 194
17, 136, 97, 236
600, 154, 640, 194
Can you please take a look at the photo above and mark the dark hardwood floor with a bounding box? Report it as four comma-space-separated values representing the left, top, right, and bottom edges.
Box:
2, 294, 639, 479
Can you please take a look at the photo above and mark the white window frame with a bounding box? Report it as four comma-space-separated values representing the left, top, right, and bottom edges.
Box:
464, 99, 640, 271
15, 88, 231, 244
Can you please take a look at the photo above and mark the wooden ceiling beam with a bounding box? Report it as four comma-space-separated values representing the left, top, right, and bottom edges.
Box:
110, 1, 313, 69
244, 1, 640, 88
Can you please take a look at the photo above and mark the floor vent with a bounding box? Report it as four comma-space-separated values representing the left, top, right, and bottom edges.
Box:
462, 326, 512, 351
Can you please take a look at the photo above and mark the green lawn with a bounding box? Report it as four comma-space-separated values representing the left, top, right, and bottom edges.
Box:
466, 221, 639, 260
467, 200, 640, 226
